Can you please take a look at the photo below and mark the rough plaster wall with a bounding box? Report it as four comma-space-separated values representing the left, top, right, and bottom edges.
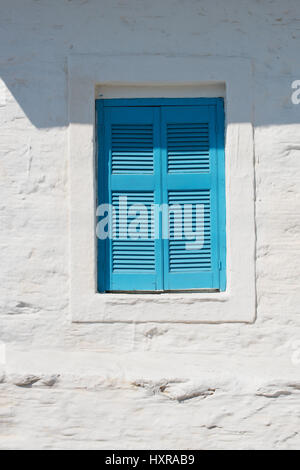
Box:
0, 0, 300, 449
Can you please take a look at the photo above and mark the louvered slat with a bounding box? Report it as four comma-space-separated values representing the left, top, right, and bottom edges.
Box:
111, 124, 154, 173
168, 190, 211, 271
111, 192, 155, 271
167, 123, 210, 173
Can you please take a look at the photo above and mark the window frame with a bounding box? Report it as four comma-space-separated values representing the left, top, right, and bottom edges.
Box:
68, 54, 256, 323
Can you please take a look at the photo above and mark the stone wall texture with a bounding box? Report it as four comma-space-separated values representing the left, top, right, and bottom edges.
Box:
1, 0, 300, 449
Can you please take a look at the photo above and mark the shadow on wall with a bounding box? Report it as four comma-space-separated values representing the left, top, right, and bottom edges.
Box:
0, 0, 300, 128
0, 59, 69, 129
1, 61, 300, 128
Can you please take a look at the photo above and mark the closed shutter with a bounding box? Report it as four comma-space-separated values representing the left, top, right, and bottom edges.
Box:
161, 106, 221, 290
98, 106, 163, 292
97, 99, 225, 292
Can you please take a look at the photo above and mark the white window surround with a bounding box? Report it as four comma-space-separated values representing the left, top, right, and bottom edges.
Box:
68, 54, 256, 323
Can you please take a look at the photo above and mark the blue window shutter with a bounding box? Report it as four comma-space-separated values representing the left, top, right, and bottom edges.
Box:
97, 105, 163, 292
161, 104, 225, 290
97, 99, 226, 293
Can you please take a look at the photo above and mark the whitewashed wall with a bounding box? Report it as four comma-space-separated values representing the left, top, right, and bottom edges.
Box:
0, 0, 300, 450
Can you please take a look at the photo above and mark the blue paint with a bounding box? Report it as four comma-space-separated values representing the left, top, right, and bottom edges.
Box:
96, 98, 226, 292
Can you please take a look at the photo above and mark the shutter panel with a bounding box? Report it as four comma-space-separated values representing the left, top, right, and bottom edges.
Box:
98, 106, 163, 292
161, 105, 221, 290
